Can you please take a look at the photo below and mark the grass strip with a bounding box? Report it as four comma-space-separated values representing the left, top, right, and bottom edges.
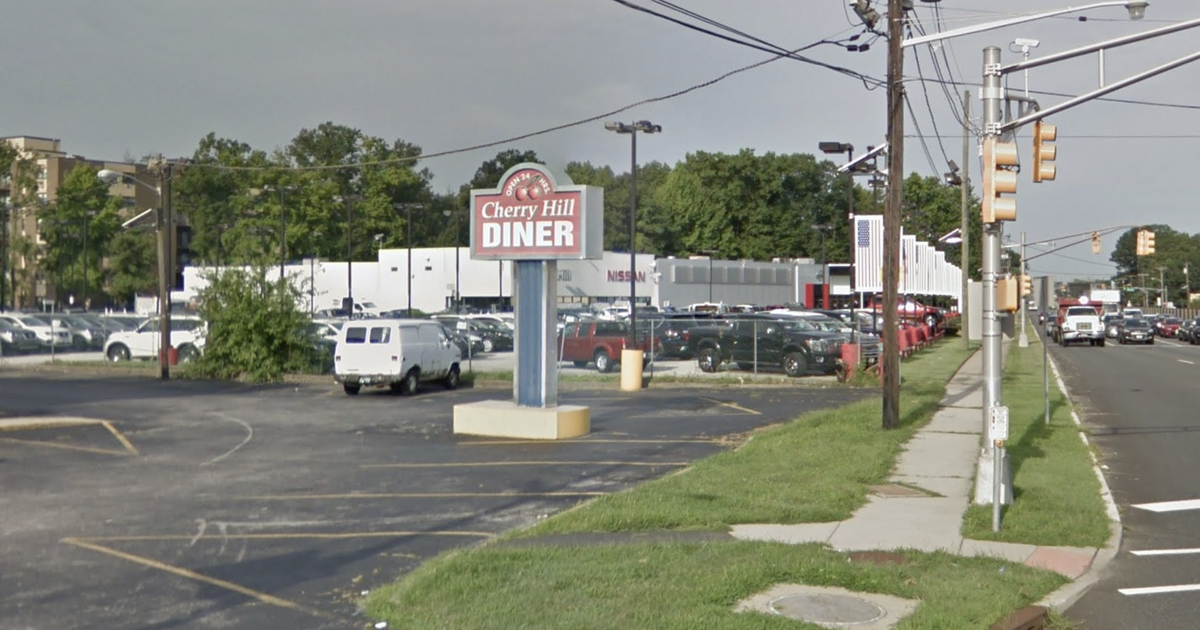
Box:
365, 541, 1066, 630
521, 340, 973, 534
961, 335, 1110, 547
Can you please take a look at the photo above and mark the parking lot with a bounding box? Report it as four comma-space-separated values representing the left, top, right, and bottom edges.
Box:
0, 372, 869, 629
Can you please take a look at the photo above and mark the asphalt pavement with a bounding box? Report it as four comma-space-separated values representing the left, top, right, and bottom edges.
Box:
1050, 332, 1200, 629
0, 371, 867, 630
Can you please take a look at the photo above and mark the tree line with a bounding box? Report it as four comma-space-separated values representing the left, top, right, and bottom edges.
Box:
1, 122, 981, 310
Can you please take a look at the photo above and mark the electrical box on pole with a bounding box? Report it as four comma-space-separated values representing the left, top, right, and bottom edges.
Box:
982, 137, 1019, 223
1032, 121, 1057, 183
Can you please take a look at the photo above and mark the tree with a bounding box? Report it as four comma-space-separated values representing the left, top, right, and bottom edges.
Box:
104, 230, 157, 307
1111, 225, 1195, 306
192, 267, 316, 382
899, 173, 982, 280
39, 164, 122, 306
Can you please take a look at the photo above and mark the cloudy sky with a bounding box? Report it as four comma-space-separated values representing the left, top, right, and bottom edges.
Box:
4, 1, 1198, 280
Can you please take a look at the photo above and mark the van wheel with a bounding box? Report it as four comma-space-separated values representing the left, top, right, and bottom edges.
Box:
594, 349, 612, 373
178, 344, 199, 363
697, 347, 719, 373
783, 351, 808, 377
343, 384, 360, 396
443, 366, 460, 390
402, 368, 420, 395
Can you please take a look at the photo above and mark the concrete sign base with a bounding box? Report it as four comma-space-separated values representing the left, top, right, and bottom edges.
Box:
453, 400, 590, 440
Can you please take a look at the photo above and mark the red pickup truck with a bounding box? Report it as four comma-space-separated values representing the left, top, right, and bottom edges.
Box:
559, 321, 659, 373
863, 295, 945, 328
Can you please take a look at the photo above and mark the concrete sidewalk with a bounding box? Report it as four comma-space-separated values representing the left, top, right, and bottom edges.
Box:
730, 343, 1119, 608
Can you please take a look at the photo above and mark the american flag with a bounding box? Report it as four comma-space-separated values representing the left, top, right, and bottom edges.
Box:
855, 216, 884, 292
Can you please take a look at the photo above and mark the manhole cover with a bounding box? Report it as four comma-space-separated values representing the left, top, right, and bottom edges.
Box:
769, 593, 886, 625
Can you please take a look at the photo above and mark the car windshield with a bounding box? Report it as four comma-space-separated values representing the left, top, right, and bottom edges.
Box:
1066, 308, 1096, 317
1166, 318, 1181, 325
20, 316, 50, 327
1126, 319, 1150, 328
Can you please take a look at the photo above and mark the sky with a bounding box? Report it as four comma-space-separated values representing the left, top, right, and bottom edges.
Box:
4, 0, 1198, 282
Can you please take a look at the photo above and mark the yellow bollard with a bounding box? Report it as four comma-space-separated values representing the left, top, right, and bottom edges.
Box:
619, 349, 644, 391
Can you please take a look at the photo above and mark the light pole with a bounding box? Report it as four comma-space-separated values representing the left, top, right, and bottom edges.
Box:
700, 249, 718, 303
262, 184, 295, 283
605, 120, 662, 346
395, 203, 425, 316
99, 159, 173, 380
445, 209, 461, 312
335, 195, 359, 319
819, 142, 855, 307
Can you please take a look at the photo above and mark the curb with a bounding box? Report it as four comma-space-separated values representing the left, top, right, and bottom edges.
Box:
1035, 348, 1122, 612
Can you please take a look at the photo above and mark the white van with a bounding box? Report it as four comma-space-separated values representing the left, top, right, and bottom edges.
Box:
334, 319, 462, 396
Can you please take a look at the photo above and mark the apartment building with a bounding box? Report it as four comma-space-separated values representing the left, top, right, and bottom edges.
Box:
1, 136, 157, 309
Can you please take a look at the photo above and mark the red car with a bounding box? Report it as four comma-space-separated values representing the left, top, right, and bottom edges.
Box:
1158, 317, 1182, 337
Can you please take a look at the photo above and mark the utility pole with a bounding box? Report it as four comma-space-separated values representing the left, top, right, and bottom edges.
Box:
881, 0, 905, 430
961, 90, 971, 350
1019, 232, 1028, 347
1159, 266, 1167, 308
151, 156, 174, 381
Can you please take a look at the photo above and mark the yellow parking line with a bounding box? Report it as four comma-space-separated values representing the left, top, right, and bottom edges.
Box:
0, 437, 130, 457
699, 397, 762, 415
61, 538, 339, 621
241, 492, 608, 501
460, 438, 717, 446
363, 461, 689, 469
0, 417, 99, 432
101, 421, 139, 456
75, 531, 494, 542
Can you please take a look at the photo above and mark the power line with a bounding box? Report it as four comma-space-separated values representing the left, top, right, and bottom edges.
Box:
606, 0, 884, 88
906, 17, 957, 166
910, 76, 1200, 112
906, 133, 1200, 139
903, 92, 941, 175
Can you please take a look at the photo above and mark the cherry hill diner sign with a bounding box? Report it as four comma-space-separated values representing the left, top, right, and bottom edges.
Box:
470, 164, 603, 261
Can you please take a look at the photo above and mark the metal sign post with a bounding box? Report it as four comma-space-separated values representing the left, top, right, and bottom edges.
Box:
989, 405, 1010, 532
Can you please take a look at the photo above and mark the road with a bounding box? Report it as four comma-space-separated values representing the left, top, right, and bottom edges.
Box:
0, 371, 867, 629
1047, 329, 1200, 629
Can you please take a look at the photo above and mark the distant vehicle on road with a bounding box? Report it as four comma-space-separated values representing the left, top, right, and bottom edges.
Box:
1118, 318, 1154, 345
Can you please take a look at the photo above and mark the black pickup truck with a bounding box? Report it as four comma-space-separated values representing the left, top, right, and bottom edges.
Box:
688, 314, 845, 377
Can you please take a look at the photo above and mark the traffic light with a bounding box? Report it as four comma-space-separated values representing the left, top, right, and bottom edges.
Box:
174, 225, 193, 291
997, 277, 1019, 312
1032, 121, 1057, 183
1136, 229, 1156, 256
1091, 231, 1101, 255
1021, 274, 1032, 297
982, 137, 1019, 223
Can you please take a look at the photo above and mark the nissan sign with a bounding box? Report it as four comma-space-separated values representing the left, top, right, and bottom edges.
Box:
470, 163, 603, 261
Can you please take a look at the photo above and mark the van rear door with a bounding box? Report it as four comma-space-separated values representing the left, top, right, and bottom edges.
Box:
336, 324, 371, 377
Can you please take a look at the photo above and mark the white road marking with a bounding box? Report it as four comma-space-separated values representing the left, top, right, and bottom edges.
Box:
1120, 584, 1200, 596
1178, 360, 1195, 365
1132, 499, 1200, 513
1131, 548, 1200, 557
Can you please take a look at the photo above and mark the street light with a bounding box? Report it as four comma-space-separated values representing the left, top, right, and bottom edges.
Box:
445, 209, 461, 312
262, 184, 295, 283
99, 160, 173, 380
395, 203, 426, 316
820, 142, 857, 308
334, 195, 360, 320
605, 119, 662, 346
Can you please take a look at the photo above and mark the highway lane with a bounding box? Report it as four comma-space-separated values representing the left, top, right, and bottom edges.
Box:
1049, 331, 1200, 629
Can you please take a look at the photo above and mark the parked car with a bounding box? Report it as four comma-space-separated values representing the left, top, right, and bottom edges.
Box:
48, 315, 108, 350
0, 314, 72, 350
649, 312, 723, 359
333, 319, 462, 395
1183, 317, 1200, 345
435, 315, 513, 352
1118, 318, 1155, 345
104, 317, 206, 362
0, 319, 42, 354
559, 320, 659, 373
689, 314, 845, 377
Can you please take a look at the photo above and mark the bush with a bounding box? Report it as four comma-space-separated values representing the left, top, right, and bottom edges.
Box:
193, 267, 317, 382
